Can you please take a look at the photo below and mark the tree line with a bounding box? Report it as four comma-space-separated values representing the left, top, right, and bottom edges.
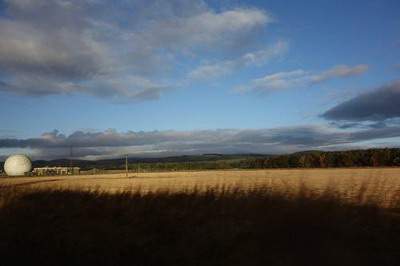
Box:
242, 148, 400, 169
127, 148, 400, 171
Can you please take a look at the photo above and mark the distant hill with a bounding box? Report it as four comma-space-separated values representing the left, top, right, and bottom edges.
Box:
29, 154, 269, 170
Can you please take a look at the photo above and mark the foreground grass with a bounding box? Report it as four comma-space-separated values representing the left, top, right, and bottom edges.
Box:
0, 186, 399, 266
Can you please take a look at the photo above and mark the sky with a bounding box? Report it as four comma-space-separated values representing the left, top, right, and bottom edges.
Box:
0, 0, 399, 160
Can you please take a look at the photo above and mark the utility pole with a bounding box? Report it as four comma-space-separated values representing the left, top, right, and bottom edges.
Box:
69, 145, 73, 175
125, 154, 129, 178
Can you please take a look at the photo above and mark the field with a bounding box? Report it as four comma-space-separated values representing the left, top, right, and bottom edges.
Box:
1, 168, 400, 265
1, 168, 400, 207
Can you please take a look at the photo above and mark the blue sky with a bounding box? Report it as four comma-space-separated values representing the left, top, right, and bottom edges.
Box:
0, 0, 399, 159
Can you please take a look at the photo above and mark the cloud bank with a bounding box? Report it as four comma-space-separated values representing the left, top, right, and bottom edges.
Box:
1, 124, 400, 160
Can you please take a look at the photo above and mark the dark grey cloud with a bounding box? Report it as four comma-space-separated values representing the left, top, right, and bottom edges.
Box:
322, 81, 400, 122
0, 1, 106, 79
1, 125, 400, 159
329, 122, 363, 129
0, 0, 272, 101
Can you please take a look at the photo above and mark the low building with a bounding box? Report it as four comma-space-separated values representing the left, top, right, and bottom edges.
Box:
32, 167, 80, 176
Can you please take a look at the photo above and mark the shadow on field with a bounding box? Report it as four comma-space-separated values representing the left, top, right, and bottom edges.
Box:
0, 186, 399, 266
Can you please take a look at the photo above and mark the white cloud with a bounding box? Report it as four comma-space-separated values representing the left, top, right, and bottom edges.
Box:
188, 41, 288, 80
236, 64, 369, 93
311, 64, 369, 83
252, 69, 309, 91
138, 8, 270, 52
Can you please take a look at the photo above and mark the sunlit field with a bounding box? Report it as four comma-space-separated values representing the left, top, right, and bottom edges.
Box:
1, 168, 400, 207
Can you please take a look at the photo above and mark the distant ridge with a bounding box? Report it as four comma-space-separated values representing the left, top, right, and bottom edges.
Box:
1, 148, 399, 171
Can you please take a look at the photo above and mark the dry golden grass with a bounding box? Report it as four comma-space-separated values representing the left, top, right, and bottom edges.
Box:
1, 168, 400, 206
1, 185, 399, 266
1, 170, 400, 265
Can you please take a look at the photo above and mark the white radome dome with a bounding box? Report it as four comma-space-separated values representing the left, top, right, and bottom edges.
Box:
4, 154, 32, 176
